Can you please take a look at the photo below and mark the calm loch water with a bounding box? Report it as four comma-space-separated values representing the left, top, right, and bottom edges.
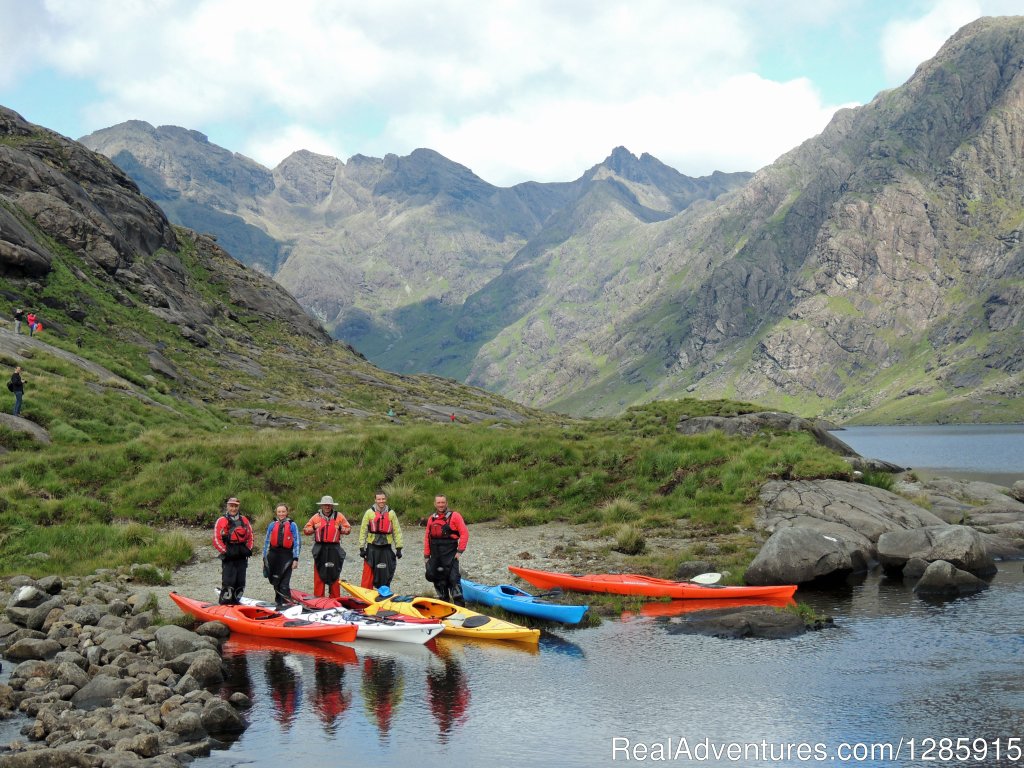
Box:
197, 568, 1024, 768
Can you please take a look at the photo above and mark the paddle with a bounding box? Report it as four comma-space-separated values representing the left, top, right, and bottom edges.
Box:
687, 572, 722, 585
530, 587, 564, 599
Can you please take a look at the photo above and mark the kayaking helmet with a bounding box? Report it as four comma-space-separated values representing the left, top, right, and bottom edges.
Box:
377, 585, 393, 598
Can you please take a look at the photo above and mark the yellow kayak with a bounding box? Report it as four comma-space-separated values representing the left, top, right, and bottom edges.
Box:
339, 582, 540, 644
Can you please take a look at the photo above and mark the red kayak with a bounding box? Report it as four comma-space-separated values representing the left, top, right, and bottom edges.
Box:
508, 566, 797, 600
169, 592, 358, 642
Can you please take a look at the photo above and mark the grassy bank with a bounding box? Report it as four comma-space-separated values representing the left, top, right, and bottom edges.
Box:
0, 399, 850, 578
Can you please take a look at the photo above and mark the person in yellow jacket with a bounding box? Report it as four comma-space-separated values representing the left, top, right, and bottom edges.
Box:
358, 491, 404, 589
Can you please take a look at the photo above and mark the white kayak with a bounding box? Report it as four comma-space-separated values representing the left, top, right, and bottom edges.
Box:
236, 596, 444, 645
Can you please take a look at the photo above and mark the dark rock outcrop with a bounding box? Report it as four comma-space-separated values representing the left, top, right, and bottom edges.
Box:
913, 560, 990, 597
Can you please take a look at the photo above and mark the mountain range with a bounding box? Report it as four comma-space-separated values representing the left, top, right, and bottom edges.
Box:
81, 16, 1024, 423
0, 105, 541, 436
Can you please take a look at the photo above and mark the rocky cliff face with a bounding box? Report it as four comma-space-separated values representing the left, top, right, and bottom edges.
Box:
79, 126, 750, 382
469, 16, 1024, 423
1, 106, 543, 427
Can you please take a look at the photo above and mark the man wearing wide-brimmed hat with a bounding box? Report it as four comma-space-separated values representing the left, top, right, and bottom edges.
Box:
303, 495, 352, 598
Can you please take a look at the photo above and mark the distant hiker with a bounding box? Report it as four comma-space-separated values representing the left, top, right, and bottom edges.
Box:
450, 413, 456, 423
8, 365, 24, 417
303, 495, 351, 598
12, 308, 24, 334
213, 497, 254, 605
424, 494, 469, 606
387, 407, 395, 419
263, 503, 300, 609
75, 336, 83, 349
359, 491, 404, 589
26, 313, 36, 336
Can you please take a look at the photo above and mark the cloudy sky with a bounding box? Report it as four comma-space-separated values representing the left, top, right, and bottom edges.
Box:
0, 1, 1019, 185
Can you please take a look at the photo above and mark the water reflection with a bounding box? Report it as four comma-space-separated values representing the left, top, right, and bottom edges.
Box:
426, 643, 471, 744
312, 657, 352, 732
265, 652, 301, 730
538, 631, 586, 658
360, 655, 405, 739
622, 596, 797, 619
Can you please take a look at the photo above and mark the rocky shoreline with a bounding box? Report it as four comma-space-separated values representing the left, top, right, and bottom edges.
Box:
0, 569, 247, 767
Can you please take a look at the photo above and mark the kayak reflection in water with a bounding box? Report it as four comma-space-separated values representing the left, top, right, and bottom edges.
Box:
361, 655, 405, 739
427, 646, 470, 743
266, 652, 302, 730
312, 658, 351, 733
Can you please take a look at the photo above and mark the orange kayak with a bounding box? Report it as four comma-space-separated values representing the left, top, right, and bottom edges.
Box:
169, 592, 357, 642
508, 566, 797, 600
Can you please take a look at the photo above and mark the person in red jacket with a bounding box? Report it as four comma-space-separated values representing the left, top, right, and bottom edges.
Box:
213, 497, 254, 604
303, 495, 351, 598
423, 494, 469, 606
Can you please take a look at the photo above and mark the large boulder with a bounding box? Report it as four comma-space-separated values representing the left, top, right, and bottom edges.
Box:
913, 560, 990, 597
4, 637, 62, 661
70, 675, 132, 710
752, 479, 948, 583
877, 525, 996, 577
154, 624, 216, 660
745, 527, 870, 585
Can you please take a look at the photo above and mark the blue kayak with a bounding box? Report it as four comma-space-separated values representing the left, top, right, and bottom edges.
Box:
461, 578, 589, 624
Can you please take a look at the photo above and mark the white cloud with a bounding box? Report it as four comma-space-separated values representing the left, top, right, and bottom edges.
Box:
880, 0, 983, 84
243, 125, 347, 169
389, 74, 842, 183
2, 1, 1005, 183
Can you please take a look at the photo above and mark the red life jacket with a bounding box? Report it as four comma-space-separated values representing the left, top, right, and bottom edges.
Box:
269, 520, 295, 549
222, 514, 249, 544
427, 511, 458, 541
314, 513, 343, 543
368, 508, 393, 535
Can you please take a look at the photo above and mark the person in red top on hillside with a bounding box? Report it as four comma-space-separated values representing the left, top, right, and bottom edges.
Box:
423, 494, 469, 606
213, 497, 254, 604
303, 495, 351, 598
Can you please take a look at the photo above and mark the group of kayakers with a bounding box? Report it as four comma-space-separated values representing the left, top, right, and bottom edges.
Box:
213, 492, 469, 609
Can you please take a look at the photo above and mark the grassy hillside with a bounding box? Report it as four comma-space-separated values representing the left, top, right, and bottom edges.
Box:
0, 399, 850, 579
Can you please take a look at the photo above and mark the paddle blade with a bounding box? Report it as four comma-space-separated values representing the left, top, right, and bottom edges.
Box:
688, 572, 722, 585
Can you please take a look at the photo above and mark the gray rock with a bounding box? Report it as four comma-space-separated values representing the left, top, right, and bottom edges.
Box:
100, 633, 142, 654
55, 661, 90, 689
161, 708, 205, 739
25, 596, 65, 631
64, 604, 106, 627
185, 649, 224, 685
1011, 480, 1024, 503
914, 560, 990, 597
4, 637, 62, 661
877, 525, 996, 577
663, 605, 807, 639
9, 584, 48, 609
10, 659, 56, 681
70, 675, 132, 711
745, 527, 869, 585
113, 731, 160, 758
0, 747, 102, 767
36, 575, 63, 595
154, 624, 212, 659
194, 621, 230, 640
200, 698, 246, 734
902, 557, 930, 579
